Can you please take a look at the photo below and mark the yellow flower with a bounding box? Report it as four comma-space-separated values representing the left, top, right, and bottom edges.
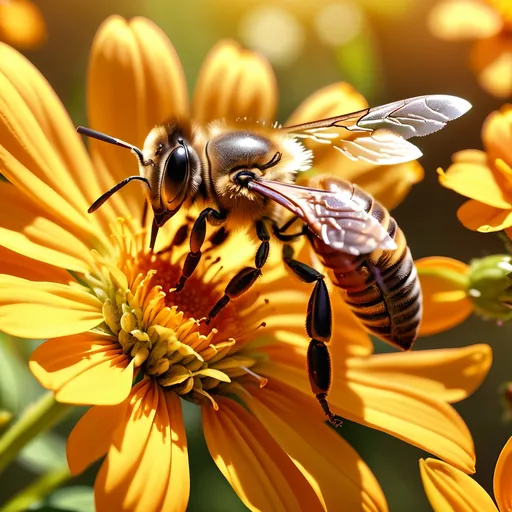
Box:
420, 437, 512, 511
417, 254, 512, 334
0, 14, 490, 512
438, 104, 512, 235
0, 0, 46, 50
428, 0, 512, 97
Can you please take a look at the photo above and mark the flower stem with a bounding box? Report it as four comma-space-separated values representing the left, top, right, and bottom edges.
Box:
416, 266, 469, 289
0, 465, 71, 512
0, 392, 71, 474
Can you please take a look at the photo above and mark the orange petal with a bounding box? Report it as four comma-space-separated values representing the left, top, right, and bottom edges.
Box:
416, 256, 472, 335
0, 42, 110, 249
95, 380, 189, 512
259, 348, 476, 473
0, 244, 70, 284
482, 104, 512, 165
471, 35, 512, 98
420, 458, 498, 512
202, 396, 324, 512
438, 159, 512, 208
192, 39, 277, 126
0, 182, 94, 272
67, 400, 129, 475
457, 199, 512, 232
494, 437, 512, 511
243, 381, 388, 512
87, 15, 189, 218
286, 82, 368, 167
0, 0, 46, 50
427, 0, 502, 40
29, 332, 134, 405
0, 275, 103, 338
349, 345, 491, 404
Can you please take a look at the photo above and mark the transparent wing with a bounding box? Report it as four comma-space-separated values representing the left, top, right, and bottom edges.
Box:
282, 94, 472, 165
248, 179, 397, 256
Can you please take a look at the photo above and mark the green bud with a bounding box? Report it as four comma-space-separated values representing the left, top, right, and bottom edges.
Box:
468, 254, 512, 320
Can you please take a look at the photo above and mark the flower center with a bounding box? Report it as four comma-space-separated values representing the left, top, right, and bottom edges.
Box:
90, 218, 269, 409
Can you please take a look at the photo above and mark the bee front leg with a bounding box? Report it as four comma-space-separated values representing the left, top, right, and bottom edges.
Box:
283, 244, 343, 428
204, 220, 270, 324
175, 208, 225, 293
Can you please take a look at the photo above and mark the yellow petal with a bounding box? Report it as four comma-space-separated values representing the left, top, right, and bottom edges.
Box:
95, 380, 189, 512
438, 160, 512, 208
427, 0, 502, 40
243, 381, 389, 512
0, 0, 46, 49
259, 348, 476, 473
67, 400, 128, 475
0, 275, 103, 338
87, 15, 189, 218
0, 43, 110, 249
29, 333, 134, 405
349, 345, 492, 404
416, 256, 473, 335
457, 199, 512, 232
420, 458, 498, 512
494, 437, 512, 511
192, 39, 277, 126
0, 244, 70, 284
286, 82, 368, 167
202, 396, 324, 512
0, 182, 94, 272
471, 35, 512, 98
482, 104, 512, 165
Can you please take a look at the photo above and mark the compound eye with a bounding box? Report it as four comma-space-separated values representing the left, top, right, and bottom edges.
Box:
163, 142, 189, 206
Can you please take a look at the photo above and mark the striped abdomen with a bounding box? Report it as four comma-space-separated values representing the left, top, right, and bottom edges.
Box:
308, 176, 422, 351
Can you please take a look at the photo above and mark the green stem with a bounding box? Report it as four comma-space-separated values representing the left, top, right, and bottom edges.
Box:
416, 267, 469, 289
0, 465, 71, 512
0, 392, 71, 474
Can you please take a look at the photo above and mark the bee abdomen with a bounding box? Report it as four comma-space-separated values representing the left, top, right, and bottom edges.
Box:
308, 177, 422, 351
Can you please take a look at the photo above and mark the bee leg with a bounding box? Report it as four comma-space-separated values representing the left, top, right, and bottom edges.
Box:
271, 217, 306, 242
204, 220, 270, 323
283, 244, 343, 428
175, 208, 225, 293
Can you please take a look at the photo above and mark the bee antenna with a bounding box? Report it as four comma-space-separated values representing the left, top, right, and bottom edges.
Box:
76, 126, 151, 167
88, 176, 151, 213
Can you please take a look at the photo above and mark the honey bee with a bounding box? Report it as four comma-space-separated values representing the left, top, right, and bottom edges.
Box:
78, 94, 471, 426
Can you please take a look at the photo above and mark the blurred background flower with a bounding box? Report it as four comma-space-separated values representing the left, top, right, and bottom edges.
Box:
428, 0, 512, 97
0, 1, 510, 511
0, 0, 46, 49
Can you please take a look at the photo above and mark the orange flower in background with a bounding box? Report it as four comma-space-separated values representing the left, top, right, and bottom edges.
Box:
0, 0, 46, 49
428, 0, 512, 97
438, 104, 512, 236
420, 437, 512, 511
0, 14, 492, 512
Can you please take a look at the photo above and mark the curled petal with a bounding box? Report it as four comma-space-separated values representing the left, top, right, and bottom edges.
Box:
420, 458, 498, 512
88, 15, 189, 217
0, 275, 103, 338
202, 396, 324, 512
457, 199, 512, 232
349, 345, 491, 403
192, 39, 277, 125
0, 0, 46, 49
494, 437, 512, 512
471, 35, 512, 98
482, 105, 512, 165
416, 256, 472, 335
243, 381, 388, 512
29, 332, 134, 405
427, 0, 502, 40
95, 380, 189, 512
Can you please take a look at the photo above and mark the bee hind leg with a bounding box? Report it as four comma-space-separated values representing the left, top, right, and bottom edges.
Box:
175, 208, 225, 293
203, 220, 270, 324
283, 244, 343, 428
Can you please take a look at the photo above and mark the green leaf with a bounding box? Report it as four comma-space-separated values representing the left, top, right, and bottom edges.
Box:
18, 432, 67, 473
43, 487, 94, 512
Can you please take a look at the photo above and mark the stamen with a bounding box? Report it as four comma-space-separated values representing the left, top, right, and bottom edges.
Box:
241, 366, 268, 388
